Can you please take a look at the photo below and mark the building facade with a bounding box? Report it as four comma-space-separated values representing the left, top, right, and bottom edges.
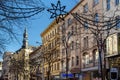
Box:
58, 0, 120, 80
41, 20, 61, 80
2, 52, 12, 80
103, 0, 120, 79
0, 61, 2, 79
59, 9, 81, 79
29, 46, 43, 80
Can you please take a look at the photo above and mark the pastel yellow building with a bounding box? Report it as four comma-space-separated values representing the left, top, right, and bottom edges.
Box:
41, 20, 61, 80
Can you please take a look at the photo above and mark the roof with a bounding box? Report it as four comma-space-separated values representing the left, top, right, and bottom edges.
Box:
41, 20, 57, 37
29, 45, 42, 56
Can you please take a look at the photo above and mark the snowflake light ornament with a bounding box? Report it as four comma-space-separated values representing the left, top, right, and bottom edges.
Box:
47, 0, 68, 23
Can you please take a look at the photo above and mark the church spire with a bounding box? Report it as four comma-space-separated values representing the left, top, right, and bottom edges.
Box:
22, 27, 28, 49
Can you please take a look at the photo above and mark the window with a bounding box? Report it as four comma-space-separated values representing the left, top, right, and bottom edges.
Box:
75, 24, 78, 34
62, 48, 65, 56
116, 16, 120, 28
57, 63, 59, 70
83, 36, 89, 49
107, 0, 110, 10
68, 18, 72, 26
93, 50, 98, 63
85, 54, 89, 64
76, 56, 79, 65
83, 53, 90, 67
115, 0, 119, 5
107, 21, 111, 28
94, 13, 99, 24
61, 23, 65, 33
62, 35, 65, 43
68, 60, 70, 70
76, 40, 79, 49
93, 0, 99, 6
84, 3, 88, 13
84, 21, 88, 29
55, 64, 56, 70
71, 26, 74, 35
95, 51, 99, 61
72, 57, 74, 66
71, 41, 74, 50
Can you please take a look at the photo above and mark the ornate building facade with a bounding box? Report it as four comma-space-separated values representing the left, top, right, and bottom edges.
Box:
41, 20, 61, 80
29, 46, 43, 80
58, 0, 120, 80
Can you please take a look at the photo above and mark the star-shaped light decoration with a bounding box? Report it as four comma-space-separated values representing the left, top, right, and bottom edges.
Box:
47, 0, 68, 23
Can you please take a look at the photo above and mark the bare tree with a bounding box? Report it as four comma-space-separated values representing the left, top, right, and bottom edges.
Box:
70, 5, 120, 80
55, 1, 120, 79
0, 0, 45, 53
9, 57, 25, 80
41, 49, 60, 80
29, 58, 39, 80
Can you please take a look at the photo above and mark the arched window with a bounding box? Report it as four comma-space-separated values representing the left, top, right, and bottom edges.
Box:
93, 49, 98, 63
83, 52, 89, 67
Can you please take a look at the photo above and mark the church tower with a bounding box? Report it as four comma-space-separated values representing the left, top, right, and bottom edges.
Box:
22, 28, 30, 80
22, 28, 28, 49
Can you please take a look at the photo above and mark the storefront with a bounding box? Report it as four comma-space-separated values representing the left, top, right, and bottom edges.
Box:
60, 72, 80, 80
106, 55, 120, 79
81, 66, 101, 80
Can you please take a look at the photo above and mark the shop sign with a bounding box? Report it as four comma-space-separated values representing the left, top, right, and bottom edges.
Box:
110, 68, 118, 80
61, 73, 74, 78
